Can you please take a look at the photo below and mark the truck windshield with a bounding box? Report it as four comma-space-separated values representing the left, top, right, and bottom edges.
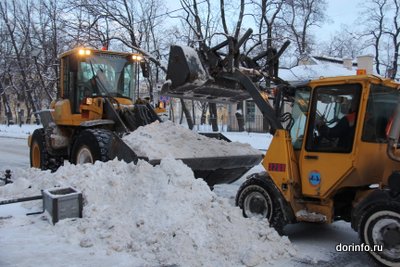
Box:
78, 53, 136, 99
290, 87, 311, 150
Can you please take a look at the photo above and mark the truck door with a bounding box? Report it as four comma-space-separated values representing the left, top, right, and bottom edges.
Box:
299, 84, 362, 198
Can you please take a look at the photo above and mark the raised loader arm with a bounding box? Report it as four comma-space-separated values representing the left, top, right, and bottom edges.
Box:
162, 28, 291, 133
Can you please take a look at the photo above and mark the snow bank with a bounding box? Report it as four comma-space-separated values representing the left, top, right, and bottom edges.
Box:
0, 124, 40, 138
0, 159, 294, 267
122, 121, 263, 160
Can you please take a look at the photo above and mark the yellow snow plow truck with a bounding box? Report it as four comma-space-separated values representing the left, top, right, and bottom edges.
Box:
161, 29, 400, 266
28, 47, 262, 187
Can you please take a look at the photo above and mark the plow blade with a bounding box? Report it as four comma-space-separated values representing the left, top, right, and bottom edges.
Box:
162, 45, 251, 103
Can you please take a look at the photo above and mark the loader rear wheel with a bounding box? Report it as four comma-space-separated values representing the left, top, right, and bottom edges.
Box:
71, 129, 113, 164
358, 203, 400, 266
236, 176, 286, 234
30, 128, 49, 170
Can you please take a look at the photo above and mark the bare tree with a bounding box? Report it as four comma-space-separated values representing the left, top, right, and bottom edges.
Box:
220, 0, 246, 131
0, 0, 40, 123
361, 0, 388, 75
359, 0, 400, 78
386, 0, 400, 78
283, 0, 327, 57
174, 0, 217, 129
319, 26, 364, 59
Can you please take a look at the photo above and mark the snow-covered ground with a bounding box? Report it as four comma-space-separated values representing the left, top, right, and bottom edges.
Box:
0, 123, 376, 266
0, 124, 39, 139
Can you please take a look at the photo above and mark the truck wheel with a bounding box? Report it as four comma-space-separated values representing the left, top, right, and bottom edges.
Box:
236, 176, 286, 234
71, 129, 112, 164
30, 128, 49, 170
358, 203, 400, 266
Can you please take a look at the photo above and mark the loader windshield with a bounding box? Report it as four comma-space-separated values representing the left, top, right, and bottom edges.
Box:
77, 53, 136, 101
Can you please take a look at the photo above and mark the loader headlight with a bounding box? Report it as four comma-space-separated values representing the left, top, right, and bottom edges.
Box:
132, 54, 143, 61
83, 97, 93, 105
78, 49, 91, 56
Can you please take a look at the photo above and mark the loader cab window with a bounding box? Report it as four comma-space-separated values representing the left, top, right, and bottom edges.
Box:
305, 84, 361, 153
76, 54, 135, 101
290, 87, 311, 150
61, 52, 136, 114
62, 55, 80, 113
362, 84, 400, 143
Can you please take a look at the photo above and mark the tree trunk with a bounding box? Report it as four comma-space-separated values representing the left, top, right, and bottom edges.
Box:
209, 103, 218, 132
263, 117, 270, 132
179, 100, 184, 124
236, 102, 245, 131
170, 101, 175, 122
1, 84, 13, 125
200, 102, 208, 124
192, 100, 196, 126
181, 98, 194, 129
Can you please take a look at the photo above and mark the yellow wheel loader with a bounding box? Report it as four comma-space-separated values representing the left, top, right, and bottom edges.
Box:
162, 29, 400, 266
28, 48, 262, 187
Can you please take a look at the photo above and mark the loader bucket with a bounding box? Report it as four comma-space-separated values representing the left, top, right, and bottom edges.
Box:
145, 132, 263, 187
109, 132, 139, 164
110, 131, 262, 187
147, 154, 262, 187
162, 45, 251, 103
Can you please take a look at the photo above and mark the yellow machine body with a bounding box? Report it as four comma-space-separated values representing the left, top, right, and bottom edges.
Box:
262, 75, 400, 223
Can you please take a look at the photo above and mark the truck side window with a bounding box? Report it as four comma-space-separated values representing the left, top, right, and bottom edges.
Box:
290, 87, 311, 150
362, 85, 400, 143
305, 84, 361, 153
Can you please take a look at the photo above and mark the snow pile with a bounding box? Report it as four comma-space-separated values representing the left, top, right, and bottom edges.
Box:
1, 159, 294, 266
122, 121, 263, 160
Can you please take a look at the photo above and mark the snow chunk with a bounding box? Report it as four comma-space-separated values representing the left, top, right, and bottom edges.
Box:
122, 121, 263, 160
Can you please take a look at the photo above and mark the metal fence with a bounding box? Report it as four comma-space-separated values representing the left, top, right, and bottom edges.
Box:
172, 114, 267, 133
226, 115, 267, 133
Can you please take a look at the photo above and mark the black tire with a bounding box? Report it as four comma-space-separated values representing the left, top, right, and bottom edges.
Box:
30, 128, 49, 170
71, 129, 113, 164
358, 202, 400, 267
236, 176, 287, 234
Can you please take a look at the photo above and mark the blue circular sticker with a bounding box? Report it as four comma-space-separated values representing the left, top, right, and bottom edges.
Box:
309, 170, 321, 186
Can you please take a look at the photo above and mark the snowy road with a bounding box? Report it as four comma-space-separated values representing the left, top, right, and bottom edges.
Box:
0, 137, 30, 169
215, 173, 379, 267
0, 136, 378, 266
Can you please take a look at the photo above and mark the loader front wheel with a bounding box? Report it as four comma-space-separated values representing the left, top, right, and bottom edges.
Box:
358, 203, 400, 266
236, 176, 286, 234
71, 129, 112, 164
30, 128, 49, 170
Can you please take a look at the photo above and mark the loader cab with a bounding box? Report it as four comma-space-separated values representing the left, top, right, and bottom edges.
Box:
294, 76, 400, 198
60, 48, 138, 114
